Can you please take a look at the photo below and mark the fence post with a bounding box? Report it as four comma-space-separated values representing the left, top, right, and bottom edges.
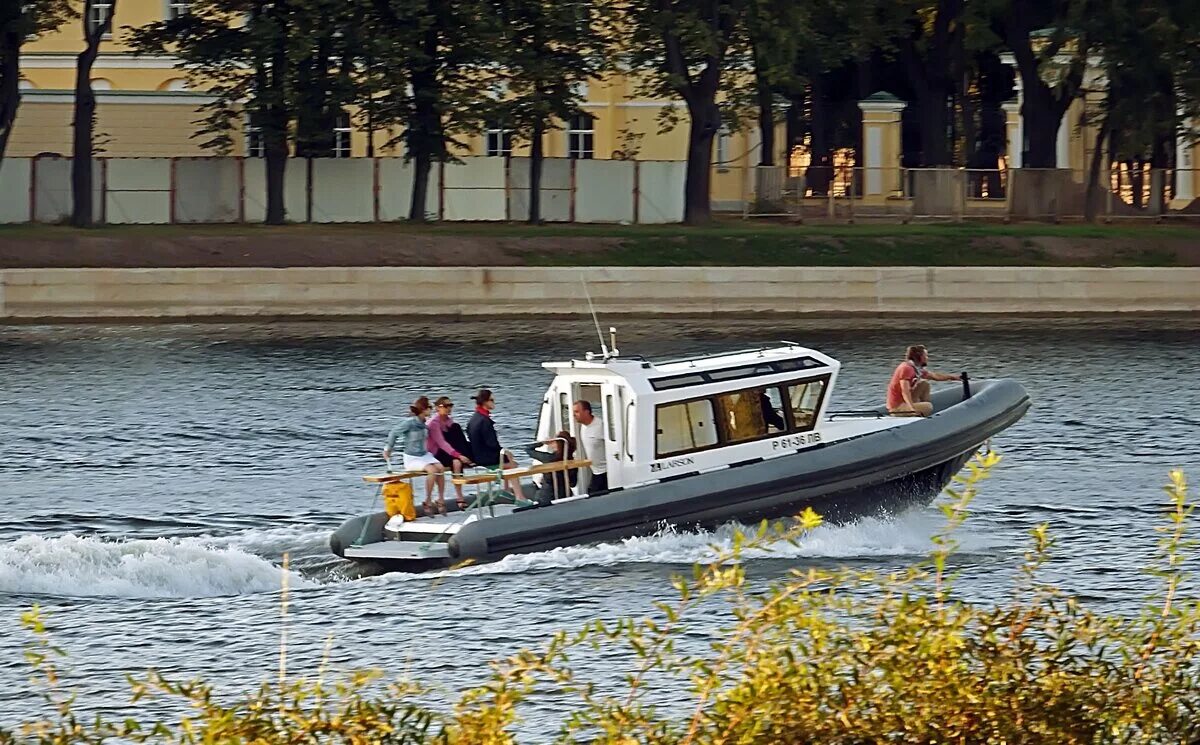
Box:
437, 161, 445, 221
372, 157, 380, 222
846, 168, 855, 224
826, 181, 834, 220
100, 158, 108, 225
503, 156, 511, 222
305, 158, 314, 223
569, 158, 577, 223
237, 157, 246, 223
169, 157, 177, 224
632, 160, 640, 224
29, 156, 37, 223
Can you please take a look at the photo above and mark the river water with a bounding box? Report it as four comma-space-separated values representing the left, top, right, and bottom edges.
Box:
1, 317, 1198, 733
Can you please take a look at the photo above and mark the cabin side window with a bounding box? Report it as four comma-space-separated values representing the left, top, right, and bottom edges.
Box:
714, 389, 767, 444
785, 378, 827, 431
656, 399, 716, 456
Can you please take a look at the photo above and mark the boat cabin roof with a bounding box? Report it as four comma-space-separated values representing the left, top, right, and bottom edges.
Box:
542, 343, 839, 397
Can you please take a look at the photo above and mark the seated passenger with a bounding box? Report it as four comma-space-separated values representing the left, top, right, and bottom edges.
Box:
522, 431, 578, 506
886, 345, 961, 417
466, 388, 521, 496
759, 391, 787, 431
383, 396, 447, 516
429, 396, 474, 510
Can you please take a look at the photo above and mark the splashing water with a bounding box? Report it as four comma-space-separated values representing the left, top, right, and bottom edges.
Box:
0, 533, 317, 599
377, 508, 999, 583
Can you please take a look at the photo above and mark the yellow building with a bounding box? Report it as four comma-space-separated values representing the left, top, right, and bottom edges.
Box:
11, 0, 790, 209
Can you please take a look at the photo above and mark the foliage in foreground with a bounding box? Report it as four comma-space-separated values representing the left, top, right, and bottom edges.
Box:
4, 455, 1199, 744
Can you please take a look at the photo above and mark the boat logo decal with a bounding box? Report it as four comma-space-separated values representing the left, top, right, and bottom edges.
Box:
650, 456, 696, 473
772, 431, 822, 450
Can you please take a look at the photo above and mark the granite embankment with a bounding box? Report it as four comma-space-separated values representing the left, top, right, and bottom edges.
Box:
2, 266, 1198, 322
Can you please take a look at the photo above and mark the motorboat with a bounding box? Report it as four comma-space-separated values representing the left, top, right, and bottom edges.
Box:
330, 337, 1031, 572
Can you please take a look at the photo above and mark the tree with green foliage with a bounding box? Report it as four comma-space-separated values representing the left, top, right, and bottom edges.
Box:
1002, 1, 1092, 168
133, 0, 302, 224
72, 0, 120, 227
619, 0, 750, 225
0, 0, 75, 166
364, 0, 497, 221
488, 0, 607, 224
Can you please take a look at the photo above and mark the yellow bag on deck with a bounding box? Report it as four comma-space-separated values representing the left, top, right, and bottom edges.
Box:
382, 481, 416, 521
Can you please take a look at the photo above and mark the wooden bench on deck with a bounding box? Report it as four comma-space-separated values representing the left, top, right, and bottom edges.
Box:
452, 459, 591, 486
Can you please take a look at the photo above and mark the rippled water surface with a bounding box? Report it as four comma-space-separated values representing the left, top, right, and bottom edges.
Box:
1, 318, 1198, 733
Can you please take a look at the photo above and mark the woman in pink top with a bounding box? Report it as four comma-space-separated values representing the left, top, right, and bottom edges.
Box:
429, 396, 475, 509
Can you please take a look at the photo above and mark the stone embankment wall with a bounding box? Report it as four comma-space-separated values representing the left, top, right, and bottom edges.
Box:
1, 267, 1198, 321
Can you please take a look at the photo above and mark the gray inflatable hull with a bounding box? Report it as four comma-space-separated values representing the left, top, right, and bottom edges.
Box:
331, 379, 1030, 572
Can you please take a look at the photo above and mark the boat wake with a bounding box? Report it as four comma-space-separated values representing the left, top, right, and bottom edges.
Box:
0, 527, 326, 600
380, 508, 998, 582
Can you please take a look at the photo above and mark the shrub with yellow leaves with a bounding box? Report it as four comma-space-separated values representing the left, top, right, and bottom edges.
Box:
4, 454, 1198, 744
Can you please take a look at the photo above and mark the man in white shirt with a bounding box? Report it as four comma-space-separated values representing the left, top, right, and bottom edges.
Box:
573, 400, 608, 494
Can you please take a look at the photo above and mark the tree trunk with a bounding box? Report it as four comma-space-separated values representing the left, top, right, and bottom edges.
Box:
71, 2, 112, 229
914, 89, 952, 166
1084, 114, 1110, 222
683, 98, 719, 225
409, 150, 432, 222
756, 74, 775, 167
262, 1, 289, 225
806, 72, 832, 195
0, 29, 21, 165
528, 120, 544, 224
1020, 84, 1066, 169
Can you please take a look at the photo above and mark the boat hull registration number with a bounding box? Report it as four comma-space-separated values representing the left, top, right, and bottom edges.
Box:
771, 431, 822, 450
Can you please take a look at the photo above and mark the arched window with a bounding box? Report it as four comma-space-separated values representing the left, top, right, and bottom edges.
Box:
567, 113, 594, 160
161, 78, 189, 92
90, 78, 113, 90
18, 79, 35, 90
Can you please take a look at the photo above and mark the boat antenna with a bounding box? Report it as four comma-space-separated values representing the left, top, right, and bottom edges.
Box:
580, 274, 610, 359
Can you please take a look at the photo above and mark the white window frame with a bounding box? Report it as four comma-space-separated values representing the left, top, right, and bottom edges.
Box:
332, 111, 352, 158
485, 122, 513, 157
245, 115, 264, 158
567, 113, 594, 160
166, 0, 191, 20
87, 2, 114, 38
716, 125, 731, 171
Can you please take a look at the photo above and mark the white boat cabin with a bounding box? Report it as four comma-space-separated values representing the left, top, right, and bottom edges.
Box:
536, 342, 904, 492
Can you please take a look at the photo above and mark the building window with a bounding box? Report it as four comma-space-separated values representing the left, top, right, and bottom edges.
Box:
567, 113, 594, 160
655, 399, 717, 458
332, 111, 352, 158
87, 2, 114, 37
485, 121, 513, 157
166, 0, 190, 19
716, 125, 731, 170
245, 115, 264, 158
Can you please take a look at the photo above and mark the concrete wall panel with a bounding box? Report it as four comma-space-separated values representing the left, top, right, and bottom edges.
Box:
0, 158, 32, 223
509, 158, 571, 222
377, 158, 439, 221
443, 158, 506, 221
242, 159, 308, 223
105, 158, 171, 224
637, 161, 685, 223
174, 158, 240, 223
311, 159, 374, 222
575, 160, 635, 223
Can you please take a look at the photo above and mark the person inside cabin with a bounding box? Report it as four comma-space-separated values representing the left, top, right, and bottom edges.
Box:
886, 345, 961, 417
383, 396, 448, 516
573, 400, 609, 495
429, 396, 474, 510
522, 431, 578, 506
467, 388, 522, 497
759, 390, 787, 431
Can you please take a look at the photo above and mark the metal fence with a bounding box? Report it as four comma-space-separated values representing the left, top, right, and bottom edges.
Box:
0, 155, 687, 225
740, 166, 1200, 222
